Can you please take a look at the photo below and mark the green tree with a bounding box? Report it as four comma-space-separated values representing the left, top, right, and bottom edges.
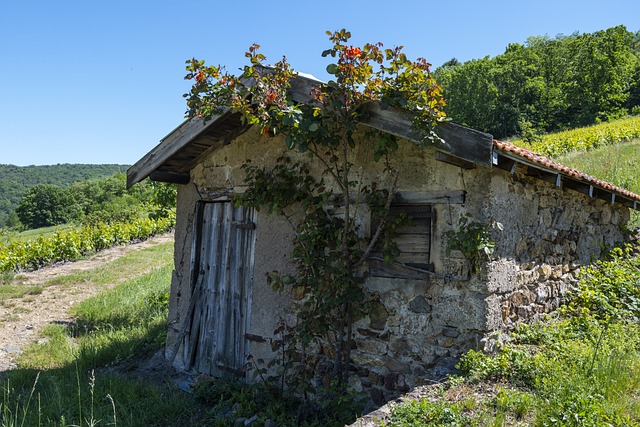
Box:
0, 164, 128, 228
69, 173, 155, 225
436, 25, 639, 138
564, 26, 635, 125
14, 184, 79, 229
435, 57, 498, 133
148, 181, 176, 219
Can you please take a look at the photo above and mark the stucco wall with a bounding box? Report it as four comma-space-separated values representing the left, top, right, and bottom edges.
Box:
165, 180, 200, 370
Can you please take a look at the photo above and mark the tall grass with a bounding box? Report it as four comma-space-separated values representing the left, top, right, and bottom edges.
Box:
556, 139, 640, 229
0, 240, 201, 426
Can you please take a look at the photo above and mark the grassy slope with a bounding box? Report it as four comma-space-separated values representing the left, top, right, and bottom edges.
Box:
556, 139, 640, 195
557, 138, 640, 229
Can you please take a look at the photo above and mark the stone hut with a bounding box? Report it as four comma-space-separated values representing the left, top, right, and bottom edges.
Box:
127, 74, 640, 405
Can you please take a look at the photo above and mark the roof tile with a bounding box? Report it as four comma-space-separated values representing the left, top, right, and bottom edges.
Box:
492, 139, 640, 203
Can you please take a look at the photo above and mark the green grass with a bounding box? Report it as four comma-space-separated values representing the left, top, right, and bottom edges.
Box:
555, 139, 640, 196
0, 239, 202, 427
556, 139, 640, 229
0, 282, 43, 305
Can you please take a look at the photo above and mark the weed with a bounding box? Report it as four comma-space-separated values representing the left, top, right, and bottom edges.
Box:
387, 399, 470, 426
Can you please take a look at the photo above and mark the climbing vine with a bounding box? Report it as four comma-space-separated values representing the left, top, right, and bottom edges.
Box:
183, 29, 447, 385
444, 214, 503, 274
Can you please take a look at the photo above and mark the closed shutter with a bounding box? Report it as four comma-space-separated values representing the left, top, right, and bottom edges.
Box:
369, 204, 433, 280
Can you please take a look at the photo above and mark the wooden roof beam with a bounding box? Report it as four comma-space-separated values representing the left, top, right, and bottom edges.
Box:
149, 170, 190, 185
126, 112, 229, 188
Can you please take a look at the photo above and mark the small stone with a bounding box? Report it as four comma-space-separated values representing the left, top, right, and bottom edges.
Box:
535, 285, 549, 303
244, 414, 259, 425
370, 387, 385, 405
442, 327, 459, 338
348, 374, 363, 392
520, 261, 535, 270
368, 299, 389, 330
408, 296, 431, 314
537, 264, 552, 280
356, 328, 380, 338
384, 373, 398, 390
384, 357, 412, 375
510, 292, 524, 306
368, 371, 385, 386
355, 338, 388, 355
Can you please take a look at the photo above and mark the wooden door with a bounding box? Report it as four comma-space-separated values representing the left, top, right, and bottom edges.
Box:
186, 201, 256, 377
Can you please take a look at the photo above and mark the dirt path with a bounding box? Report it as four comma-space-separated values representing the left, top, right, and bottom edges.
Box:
0, 234, 174, 372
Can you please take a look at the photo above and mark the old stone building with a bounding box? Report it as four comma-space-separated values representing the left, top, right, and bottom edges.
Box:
127, 74, 640, 405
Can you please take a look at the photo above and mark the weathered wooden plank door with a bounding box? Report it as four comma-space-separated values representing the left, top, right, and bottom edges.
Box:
187, 201, 256, 378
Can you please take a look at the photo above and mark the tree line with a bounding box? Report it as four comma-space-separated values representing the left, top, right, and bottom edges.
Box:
0, 164, 128, 228
435, 25, 640, 140
9, 173, 175, 230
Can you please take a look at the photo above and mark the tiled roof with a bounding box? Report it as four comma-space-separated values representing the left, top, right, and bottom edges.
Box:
493, 139, 640, 204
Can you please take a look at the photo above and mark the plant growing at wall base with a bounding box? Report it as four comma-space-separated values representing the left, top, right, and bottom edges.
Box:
444, 214, 502, 274
183, 29, 447, 386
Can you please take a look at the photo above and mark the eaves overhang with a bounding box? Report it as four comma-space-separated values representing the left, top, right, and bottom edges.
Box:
126, 110, 247, 188
126, 73, 493, 189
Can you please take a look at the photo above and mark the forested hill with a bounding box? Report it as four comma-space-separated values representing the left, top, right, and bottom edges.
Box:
0, 164, 129, 228
435, 25, 640, 140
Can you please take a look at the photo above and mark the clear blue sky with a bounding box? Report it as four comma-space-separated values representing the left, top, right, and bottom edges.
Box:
1, 0, 638, 166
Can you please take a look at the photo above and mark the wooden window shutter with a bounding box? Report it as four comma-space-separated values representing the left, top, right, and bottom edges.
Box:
369, 204, 434, 280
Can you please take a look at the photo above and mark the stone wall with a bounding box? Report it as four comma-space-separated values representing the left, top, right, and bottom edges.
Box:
487, 167, 630, 329
339, 162, 632, 407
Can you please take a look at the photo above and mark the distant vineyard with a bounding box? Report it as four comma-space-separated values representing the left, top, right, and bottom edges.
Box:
0, 216, 174, 272
512, 115, 640, 158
